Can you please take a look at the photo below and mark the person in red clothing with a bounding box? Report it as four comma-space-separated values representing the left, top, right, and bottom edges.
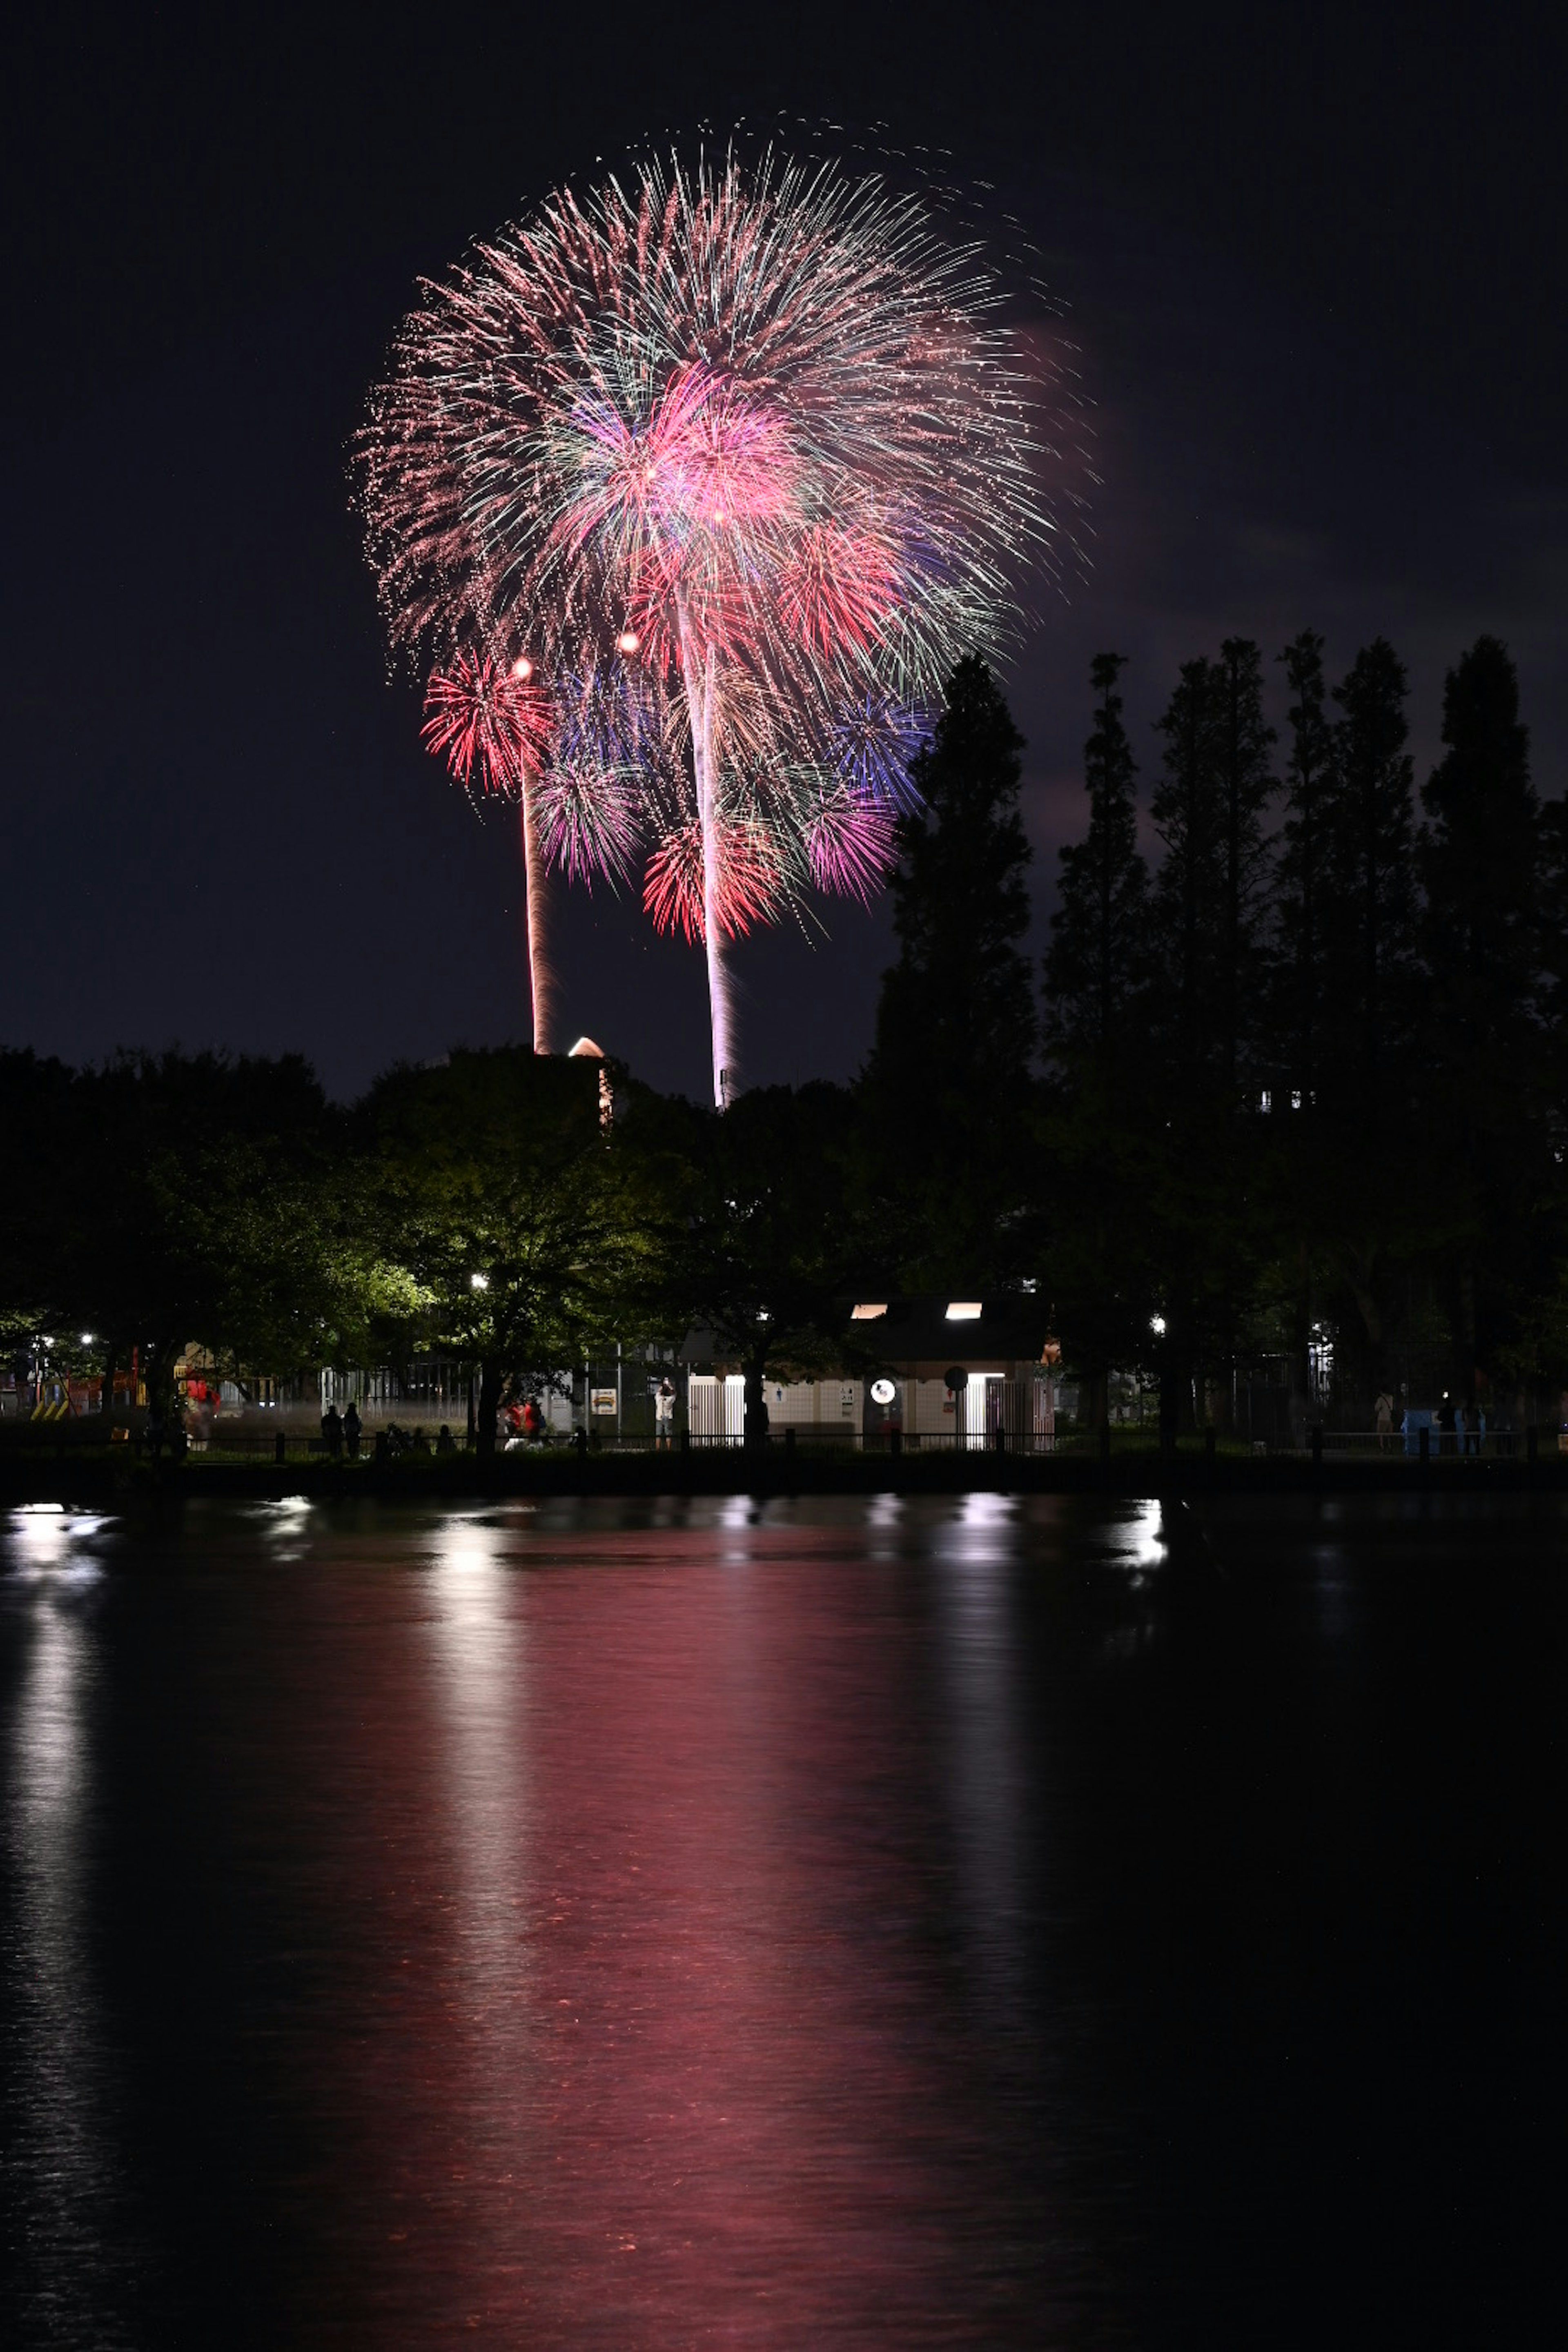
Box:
521, 1396, 543, 1443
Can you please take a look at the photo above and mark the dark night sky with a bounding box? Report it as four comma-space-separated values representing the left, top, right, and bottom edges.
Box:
3, 2, 1563, 1101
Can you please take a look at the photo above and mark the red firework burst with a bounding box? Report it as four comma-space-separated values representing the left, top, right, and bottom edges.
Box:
421, 652, 555, 794
642, 818, 784, 942
777, 524, 899, 659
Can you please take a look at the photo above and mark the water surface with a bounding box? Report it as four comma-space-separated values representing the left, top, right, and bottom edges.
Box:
3, 1493, 1564, 2346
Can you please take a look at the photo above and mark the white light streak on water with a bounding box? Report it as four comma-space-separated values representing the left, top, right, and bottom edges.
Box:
2, 1533, 137, 2342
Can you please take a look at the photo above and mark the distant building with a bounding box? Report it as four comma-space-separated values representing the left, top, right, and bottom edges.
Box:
681, 1295, 1059, 1447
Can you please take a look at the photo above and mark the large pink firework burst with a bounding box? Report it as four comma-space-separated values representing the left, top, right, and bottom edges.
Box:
360, 145, 1068, 1102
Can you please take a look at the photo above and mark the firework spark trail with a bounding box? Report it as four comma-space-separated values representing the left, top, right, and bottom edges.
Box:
421, 653, 560, 1050
518, 773, 559, 1055
360, 143, 1069, 1101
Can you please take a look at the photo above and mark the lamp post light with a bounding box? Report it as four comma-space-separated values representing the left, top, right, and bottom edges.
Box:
1149, 1314, 1177, 1453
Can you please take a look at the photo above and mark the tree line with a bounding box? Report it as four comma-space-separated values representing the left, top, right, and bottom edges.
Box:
2, 633, 1561, 1441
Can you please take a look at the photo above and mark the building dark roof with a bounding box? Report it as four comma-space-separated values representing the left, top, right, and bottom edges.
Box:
678, 1297, 1053, 1374
846, 1296, 1053, 1372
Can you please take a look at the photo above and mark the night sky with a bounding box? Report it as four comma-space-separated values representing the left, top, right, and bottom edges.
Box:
4, 2, 1563, 1102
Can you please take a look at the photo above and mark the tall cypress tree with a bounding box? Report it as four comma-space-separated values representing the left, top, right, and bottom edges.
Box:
1041, 655, 1152, 1429
1421, 636, 1539, 1058
1148, 643, 1274, 1084
1274, 630, 1337, 1093
1148, 656, 1220, 1072
862, 656, 1038, 1285
1210, 638, 1277, 1088
1143, 647, 1273, 1429
1330, 637, 1417, 1103
1420, 637, 1543, 1381
1043, 652, 1147, 1060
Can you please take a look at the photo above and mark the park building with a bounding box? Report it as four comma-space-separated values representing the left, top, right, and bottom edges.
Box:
680, 1295, 1062, 1449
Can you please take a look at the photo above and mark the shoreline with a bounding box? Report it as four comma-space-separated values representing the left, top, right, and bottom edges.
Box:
4, 1447, 1566, 1507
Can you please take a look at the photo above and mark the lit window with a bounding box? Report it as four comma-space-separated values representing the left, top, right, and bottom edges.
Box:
851, 1303, 887, 1321
944, 1302, 982, 1321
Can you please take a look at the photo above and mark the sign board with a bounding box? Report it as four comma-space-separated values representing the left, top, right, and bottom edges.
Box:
870, 1377, 897, 1406
944, 1365, 970, 1392
590, 1388, 617, 1416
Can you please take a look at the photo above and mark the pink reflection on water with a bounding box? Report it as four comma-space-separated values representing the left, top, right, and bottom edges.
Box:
287, 1503, 1059, 2345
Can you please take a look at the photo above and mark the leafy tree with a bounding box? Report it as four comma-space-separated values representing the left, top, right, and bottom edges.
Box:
354, 1047, 668, 1458
70, 1052, 343, 1421
639, 1081, 863, 1446
862, 656, 1040, 1287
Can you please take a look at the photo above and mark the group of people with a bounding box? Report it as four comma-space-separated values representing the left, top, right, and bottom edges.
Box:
501, 1398, 548, 1446
314, 1378, 684, 1455
318, 1404, 460, 1459
1373, 1389, 1488, 1454
319, 1401, 362, 1458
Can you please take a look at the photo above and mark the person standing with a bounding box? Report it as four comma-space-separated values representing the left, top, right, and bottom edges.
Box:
343, 1400, 362, 1461
655, 1376, 677, 1450
323, 1402, 344, 1460
1374, 1390, 1395, 1452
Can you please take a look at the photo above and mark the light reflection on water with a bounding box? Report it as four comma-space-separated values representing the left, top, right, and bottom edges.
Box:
2, 1512, 140, 2343
2, 1492, 1565, 2348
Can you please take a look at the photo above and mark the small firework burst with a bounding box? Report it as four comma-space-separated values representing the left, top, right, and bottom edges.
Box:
827, 691, 931, 807
805, 785, 899, 902
777, 525, 899, 660
421, 651, 554, 796
643, 816, 788, 942
537, 670, 647, 887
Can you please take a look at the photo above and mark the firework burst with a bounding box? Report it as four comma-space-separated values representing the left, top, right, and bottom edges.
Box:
360, 143, 1062, 1101
421, 652, 554, 797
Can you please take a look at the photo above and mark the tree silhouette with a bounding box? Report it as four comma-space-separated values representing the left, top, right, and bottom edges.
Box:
1044, 652, 1147, 1061
863, 656, 1039, 1287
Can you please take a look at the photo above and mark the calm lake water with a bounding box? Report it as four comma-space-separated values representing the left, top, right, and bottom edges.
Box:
2, 1492, 1564, 2348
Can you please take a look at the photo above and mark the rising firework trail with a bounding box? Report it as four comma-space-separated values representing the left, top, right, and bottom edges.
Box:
420, 650, 561, 1052
359, 143, 1070, 1102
